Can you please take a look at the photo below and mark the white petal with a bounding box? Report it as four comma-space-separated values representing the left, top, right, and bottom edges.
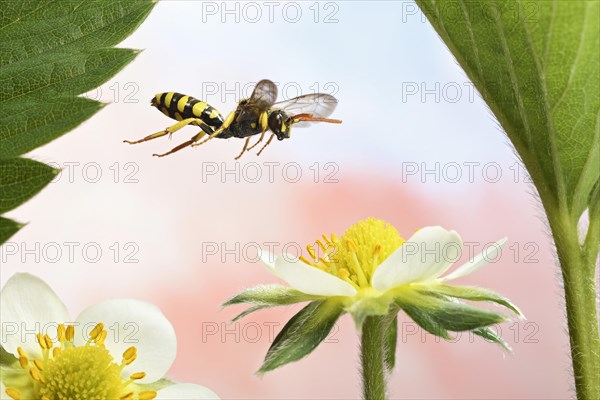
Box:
440, 238, 507, 282
258, 248, 276, 272
372, 227, 462, 292
1, 382, 8, 400
74, 299, 176, 383
157, 383, 220, 400
274, 256, 357, 297
0, 273, 70, 355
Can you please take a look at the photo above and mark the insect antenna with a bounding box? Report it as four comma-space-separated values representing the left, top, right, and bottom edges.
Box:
290, 113, 342, 124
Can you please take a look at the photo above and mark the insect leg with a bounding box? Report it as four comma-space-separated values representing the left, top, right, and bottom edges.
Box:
247, 111, 270, 151
153, 130, 208, 158
124, 118, 199, 144
256, 133, 276, 156
192, 111, 235, 147
234, 138, 251, 160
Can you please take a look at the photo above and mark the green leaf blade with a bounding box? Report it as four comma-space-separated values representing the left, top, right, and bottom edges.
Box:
0, 0, 156, 245
0, 217, 24, 244
0, 98, 104, 158
416, 0, 600, 217
0, 158, 57, 213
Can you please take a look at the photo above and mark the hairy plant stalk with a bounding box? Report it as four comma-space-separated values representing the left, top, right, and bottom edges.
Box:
361, 316, 387, 400
549, 210, 600, 400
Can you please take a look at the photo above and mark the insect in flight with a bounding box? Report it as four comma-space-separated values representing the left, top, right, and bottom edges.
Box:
124, 79, 342, 160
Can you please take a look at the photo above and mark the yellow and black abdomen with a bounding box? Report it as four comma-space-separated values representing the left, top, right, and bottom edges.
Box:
151, 92, 224, 129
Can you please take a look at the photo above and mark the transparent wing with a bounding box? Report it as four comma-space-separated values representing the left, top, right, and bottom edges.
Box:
234, 79, 278, 124
248, 79, 278, 106
273, 93, 338, 118
273, 93, 338, 127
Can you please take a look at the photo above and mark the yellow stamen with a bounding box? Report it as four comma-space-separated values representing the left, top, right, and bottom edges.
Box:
29, 367, 42, 382
36, 333, 47, 350
96, 329, 108, 345
306, 245, 317, 260
315, 239, 327, 253
139, 391, 158, 400
373, 244, 381, 255
66, 325, 75, 341
57, 324, 66, 342
5, 388, 21, 400
299, 255, 314, 266
298, 218, 405, 290
34, 359, 44, 371
90, 323, 105, 341
130, 371, 146, 380
338, 268, 351, 280
123, 346, 137, 365
5, 322, 152, 400
44, 334, 53, 349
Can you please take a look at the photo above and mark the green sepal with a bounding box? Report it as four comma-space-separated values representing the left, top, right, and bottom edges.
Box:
395, 288, 507, 334
223, 285, 324, 321
258, 298, 344, 374
383, 310, 399, 371
473, 327, 512, 353
396, 295, 450, 339
0, 345, 17, 366
417, 284, 524, 318
346, 292, 391, 330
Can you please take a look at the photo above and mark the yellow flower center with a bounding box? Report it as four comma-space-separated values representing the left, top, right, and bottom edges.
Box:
300, 218, 405, 289
3, 323, 156, 400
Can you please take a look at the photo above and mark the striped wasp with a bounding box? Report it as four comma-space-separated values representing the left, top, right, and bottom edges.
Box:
124, 79, 342, 160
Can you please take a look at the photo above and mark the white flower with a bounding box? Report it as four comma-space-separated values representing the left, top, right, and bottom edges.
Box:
226, 218, 523, 373
260, 221, 507, 297
0, 273, 219, 400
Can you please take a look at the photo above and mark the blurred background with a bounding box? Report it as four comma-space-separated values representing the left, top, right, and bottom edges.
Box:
1, 1, 572, 399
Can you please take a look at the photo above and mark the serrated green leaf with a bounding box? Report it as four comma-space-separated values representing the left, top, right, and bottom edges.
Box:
416, 0, 599, 219
0, 158, 57, 213
0, 0, 156, 246
0, 48, 138, 103
259, 299, 344, 373
0, 98, 104, 158
418, 284, 524, 317
0, 217, 23, 244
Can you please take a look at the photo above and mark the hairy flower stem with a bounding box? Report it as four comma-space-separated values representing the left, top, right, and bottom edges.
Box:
550, 209, 600, 400
361, 316, 387, 400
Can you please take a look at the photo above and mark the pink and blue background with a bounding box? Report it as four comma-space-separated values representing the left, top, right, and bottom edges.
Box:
1, 2, 571, 399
